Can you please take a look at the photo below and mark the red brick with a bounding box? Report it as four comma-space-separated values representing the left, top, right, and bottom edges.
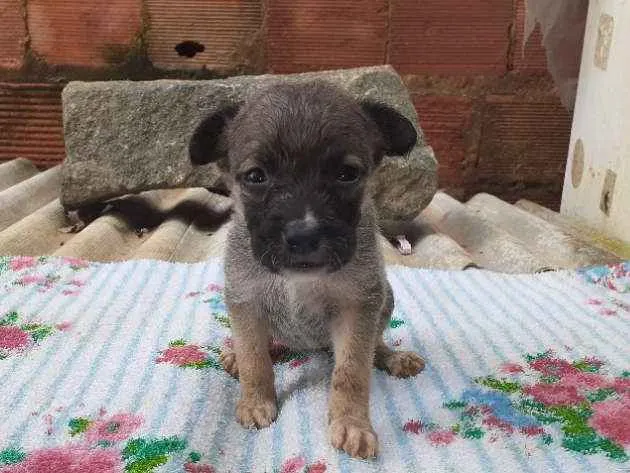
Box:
0, 0, 26, 69
27, 0, 142, 67
477, 95, 571, 189
147, 0, 263, 71
413, 95, 474, 188
513, 0, 548, 73
266, 0, 387, 73
389, 0, 512, 75
0, 83, 65, 166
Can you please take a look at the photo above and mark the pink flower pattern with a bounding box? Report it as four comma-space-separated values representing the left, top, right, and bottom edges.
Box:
306, 462, 327, 473
280, 456, 307, 473
62, 257, 90, 269
55, 322, 72, 331
530, 357, 577, 377
289, 356, 311, 369
589, 395, 630, 446
3, 256, 91, 296
184, 464, 215, 473
18, 274, 45, 285
600, 308, 617, 316
403, 419, 423, 434
405, 350, 629, 461
0, 410, 200, 471
613, 377, 630, 395
427, 429, 457, 446
0, 446, 123, 473
0, 312, 68, 358
9, 256, 37, 272
156, 344, 208, 367
278, 456, 327, 473
558, 371, 609, 392
523, 383, 585, 406
84, 413, 143, 444
482, 415, 515, 434
500, 362, 524, 374
0, 326, 30, 351
585, 295, 630, 318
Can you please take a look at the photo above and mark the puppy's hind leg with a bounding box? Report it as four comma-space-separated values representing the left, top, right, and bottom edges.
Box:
220, 346, 239, 378
221, 342, 300, 378
374, 341, 425, 378
374, 281, 425, 378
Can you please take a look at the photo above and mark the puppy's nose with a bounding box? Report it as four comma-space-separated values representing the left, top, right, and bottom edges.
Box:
283, 220, 321, 254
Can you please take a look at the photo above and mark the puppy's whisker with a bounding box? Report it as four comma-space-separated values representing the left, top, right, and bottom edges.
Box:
332, 253, 342, 270
258, 247, 273, 268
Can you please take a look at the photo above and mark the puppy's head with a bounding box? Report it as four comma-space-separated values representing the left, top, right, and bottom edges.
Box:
189, 81, 417, 274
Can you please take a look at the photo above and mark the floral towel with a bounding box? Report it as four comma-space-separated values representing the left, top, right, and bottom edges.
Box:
0, 256, 629, 473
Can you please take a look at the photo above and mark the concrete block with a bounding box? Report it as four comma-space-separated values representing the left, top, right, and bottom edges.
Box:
61, 66, 438, 221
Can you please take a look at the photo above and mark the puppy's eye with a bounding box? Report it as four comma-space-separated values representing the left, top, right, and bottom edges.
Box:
243, 167, 267, 185
337, 165, 361, 183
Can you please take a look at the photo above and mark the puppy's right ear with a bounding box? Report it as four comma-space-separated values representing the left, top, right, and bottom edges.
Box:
189, 105, 240, 165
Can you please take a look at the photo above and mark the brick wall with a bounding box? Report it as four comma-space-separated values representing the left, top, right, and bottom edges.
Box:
0, 0, 576, 210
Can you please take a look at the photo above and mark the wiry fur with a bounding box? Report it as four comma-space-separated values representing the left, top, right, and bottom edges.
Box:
189, 81, 425, 459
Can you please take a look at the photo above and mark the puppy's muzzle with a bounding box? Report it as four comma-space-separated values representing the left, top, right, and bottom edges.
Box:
283, 220, 326, 270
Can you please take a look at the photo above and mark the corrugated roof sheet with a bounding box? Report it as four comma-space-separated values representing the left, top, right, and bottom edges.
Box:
0, 158, 626, 270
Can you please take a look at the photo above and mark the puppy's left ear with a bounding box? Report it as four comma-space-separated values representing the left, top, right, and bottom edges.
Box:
189, 104, 240, 165
361, 101, 418, 157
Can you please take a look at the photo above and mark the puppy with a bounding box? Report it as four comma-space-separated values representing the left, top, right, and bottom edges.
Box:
189, 81, 425, 459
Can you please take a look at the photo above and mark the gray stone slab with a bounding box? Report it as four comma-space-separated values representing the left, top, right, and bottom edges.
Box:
61, 66, 437, 221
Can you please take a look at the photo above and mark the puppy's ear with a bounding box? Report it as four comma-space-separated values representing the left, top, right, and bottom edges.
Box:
189, 104, 240, 165
361, 101, 417, 157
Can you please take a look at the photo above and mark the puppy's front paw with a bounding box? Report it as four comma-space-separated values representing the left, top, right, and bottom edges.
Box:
220, 349, 239, 378
383, 351, 425, 378
236, 396, 277, 429
330, 417, 378, 459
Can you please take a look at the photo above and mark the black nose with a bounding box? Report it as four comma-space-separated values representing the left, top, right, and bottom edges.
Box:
283, 220, 321, 254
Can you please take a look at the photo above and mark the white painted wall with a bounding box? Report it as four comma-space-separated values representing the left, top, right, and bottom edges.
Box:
561, 0, 630, 244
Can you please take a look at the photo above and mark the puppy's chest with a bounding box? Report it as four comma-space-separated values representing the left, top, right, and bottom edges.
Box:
265, 279, 337, 350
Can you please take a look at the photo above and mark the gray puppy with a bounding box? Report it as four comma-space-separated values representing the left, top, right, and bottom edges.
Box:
189, 81, 425, 459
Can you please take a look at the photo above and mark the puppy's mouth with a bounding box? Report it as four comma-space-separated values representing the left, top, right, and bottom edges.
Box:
260, 253, 346, 276
286, 261, 327, 272
250, 230, 354, 275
